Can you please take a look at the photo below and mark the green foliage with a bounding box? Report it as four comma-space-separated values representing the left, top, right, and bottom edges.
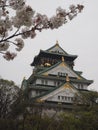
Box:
73, 90, 98, 111
0, 109, 98, 130
11, 89, 28, 118
0, 78, 19, 118
0, 119, 18, 130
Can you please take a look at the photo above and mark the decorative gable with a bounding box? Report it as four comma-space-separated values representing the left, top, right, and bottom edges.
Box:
43, 62, 79, 78
37, 83, 78, 103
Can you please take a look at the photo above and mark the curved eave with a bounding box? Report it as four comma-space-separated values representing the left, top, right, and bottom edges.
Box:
31, 55, 38, 66
75, 71, 83, 75
30, 74, 93, 85
41, 50, 77, 59
31, 50, 77, 66
71, 78, 94, 85
28, 85, 51, 91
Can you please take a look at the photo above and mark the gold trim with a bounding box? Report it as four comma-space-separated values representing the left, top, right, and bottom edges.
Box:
62, 56, 64, 62
44, 63, 51, 67
56, 40, 59, 46
43, 73, 48, 76
77, 76, 82, 80
64, 84, 70, 88
66, 74, 70, 82
36, 99, 44, 103
60, 62, 66, 67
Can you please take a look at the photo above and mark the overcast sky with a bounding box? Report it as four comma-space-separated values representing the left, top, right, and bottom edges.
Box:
0, 0, 98, 91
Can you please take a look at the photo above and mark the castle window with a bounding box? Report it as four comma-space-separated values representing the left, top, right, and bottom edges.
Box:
78, 84, 84, 89
58, 96, 74, 102
58, 72, 66, 77
57, 81, 60, 86
65, 96, 67, 100
45, 80, 48, 85
81, 84, 83, 89
54, 81, 60, 86
61, 96, 64, 100
58, 96, 60, 100
68, 97, 70, 101
41, 80, 44, 84
62, 73, 66, 77
78, 84, 81, 89
71, 97, 74, 101
54, 81, 57, 86
58, 72, 61, 76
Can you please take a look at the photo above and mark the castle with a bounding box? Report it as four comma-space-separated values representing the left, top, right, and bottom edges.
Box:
22, 41, 93, 110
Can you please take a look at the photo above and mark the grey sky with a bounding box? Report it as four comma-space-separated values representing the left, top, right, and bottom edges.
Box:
0, 0, 98, 91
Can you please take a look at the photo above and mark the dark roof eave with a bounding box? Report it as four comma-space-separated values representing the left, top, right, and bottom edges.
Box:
40, 50, 78, 59
29, 74, 93, 85
31, 50, 77, 66
71, 78, 94, 85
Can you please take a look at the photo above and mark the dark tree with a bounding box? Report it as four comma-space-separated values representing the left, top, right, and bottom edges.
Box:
0, 78, 19, 118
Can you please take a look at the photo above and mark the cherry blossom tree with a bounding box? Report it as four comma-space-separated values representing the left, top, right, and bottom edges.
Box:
0, 0, 84, 61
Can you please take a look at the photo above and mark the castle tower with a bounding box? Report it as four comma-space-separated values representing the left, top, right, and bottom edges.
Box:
22, 42, 93, 108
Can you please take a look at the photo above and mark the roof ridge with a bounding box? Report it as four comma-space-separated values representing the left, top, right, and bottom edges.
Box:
46, 43, 68, 55
40, 49, 77, 58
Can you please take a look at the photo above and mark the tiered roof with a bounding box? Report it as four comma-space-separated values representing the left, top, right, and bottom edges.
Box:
31, 42, 77, 66
23, 42, 93, 106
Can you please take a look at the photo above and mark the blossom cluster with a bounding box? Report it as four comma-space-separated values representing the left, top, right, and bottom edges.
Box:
12, 6, 35, 28
0, 42, 9, 51
3, 51, 17, 61
0, 0, 84, 61
9, 0, 25, 10
15, 38, 24, 51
